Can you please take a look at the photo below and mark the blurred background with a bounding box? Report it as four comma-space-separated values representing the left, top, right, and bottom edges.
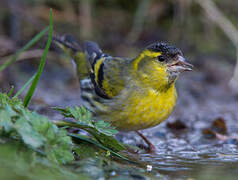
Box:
1, 0, 237, 56
0, 0, 238, 120
0, 0, 237, 110
1, 0, 238, 178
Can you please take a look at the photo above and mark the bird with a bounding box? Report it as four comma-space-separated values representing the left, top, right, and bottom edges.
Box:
53, 35, 193, 152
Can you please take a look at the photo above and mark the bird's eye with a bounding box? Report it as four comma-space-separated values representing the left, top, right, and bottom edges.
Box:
158, 55, 165, 62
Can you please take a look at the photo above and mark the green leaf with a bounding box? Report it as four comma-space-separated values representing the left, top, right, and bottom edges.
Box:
0, 109, 13, 133
45, 129, 74, 164
0, 93, 74, 164
94, 120, 118, 136
70, 134, 129, 161
14, 117, 45, 149
53, 107, 74, 118
23, 8, 53, 107
30, 112, 51, 135
57, 106, 117, 136
0, 143, 82, 180
55, 106, 125, 154
69, 106, 93, 126
91, 132, 125, 152
74, 143, 98, 159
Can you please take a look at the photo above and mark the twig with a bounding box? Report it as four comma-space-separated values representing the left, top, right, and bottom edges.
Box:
1, 49, 56, 62
195, 0, 238, 89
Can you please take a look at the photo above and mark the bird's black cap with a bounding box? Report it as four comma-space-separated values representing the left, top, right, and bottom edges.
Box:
146, 42, 182, 57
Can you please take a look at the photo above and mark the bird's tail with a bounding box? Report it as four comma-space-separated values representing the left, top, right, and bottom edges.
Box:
52, 34, 82, 55
52, 34, 91, 79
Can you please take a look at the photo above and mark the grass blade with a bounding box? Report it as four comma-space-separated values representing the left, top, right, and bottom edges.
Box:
0, 27, 49, 72
23, 9, 53, 107
13, 73, 37, 98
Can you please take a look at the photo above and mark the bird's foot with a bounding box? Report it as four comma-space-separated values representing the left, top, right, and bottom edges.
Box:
136, 131, 156, 153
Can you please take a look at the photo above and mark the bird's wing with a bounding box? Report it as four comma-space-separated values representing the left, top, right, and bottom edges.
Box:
53, 37, 128, 99
84, 41, 128, 98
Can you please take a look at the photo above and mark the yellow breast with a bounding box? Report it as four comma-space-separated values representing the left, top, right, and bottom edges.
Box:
111, 83, 177, 131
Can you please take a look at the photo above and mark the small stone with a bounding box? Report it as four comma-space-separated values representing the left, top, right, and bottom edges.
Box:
146, 165, 152, 172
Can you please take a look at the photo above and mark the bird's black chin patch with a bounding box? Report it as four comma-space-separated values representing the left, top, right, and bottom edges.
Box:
168, 71, 179, 85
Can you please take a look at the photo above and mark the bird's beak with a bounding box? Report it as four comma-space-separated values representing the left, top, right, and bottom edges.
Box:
168, 55, 193, 72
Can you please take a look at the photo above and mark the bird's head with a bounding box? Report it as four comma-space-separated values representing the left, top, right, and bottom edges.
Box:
132, 42, 193, 91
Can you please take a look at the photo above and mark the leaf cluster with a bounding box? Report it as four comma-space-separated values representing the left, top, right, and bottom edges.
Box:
56, 106, 127, 156
0, 93, 74, 164
58, 106, 118, 136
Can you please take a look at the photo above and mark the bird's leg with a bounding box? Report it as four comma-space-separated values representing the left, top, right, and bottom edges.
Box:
136, 131, 156, 153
